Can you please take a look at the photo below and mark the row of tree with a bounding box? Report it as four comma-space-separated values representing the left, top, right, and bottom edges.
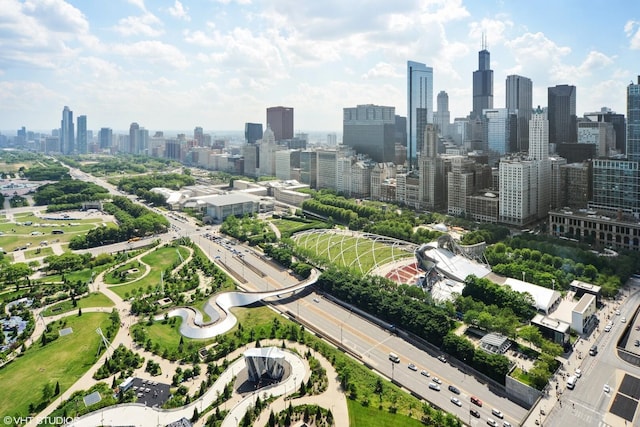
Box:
34, 179, 110, 206
23, 165, 71, 181
316, 267, 452, 346
461, 275, 536, 321
69, 196, 168, 249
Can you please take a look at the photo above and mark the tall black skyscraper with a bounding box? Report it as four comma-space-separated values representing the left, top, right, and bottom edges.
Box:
506, 75, 533, 152
472, 37, 493, 119
548, 84, 577, 145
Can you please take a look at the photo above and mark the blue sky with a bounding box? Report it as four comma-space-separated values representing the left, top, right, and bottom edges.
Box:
0, 0, 638, 134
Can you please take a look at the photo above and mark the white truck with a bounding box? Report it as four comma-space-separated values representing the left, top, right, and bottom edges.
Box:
567, 375, 577, 390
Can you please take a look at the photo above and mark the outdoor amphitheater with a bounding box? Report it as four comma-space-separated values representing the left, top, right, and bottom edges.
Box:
292, 229, 425, 285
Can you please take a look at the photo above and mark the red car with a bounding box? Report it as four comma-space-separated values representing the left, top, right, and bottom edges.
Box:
471, 396, 483, 407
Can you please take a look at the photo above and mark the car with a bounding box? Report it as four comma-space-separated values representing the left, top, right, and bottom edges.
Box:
487, 418, 498, 427
621, 317, 627, 323
448, 385, 460, 394
635, 339, 640, 347
604, 384, 611, 393
408, 363, 417, 371
420, 370, 430, 377
503, 422, 512, 427
491, 408, 504, 419
428, 382, 440, 391
615, 309, 621, 315
432, 377, 442, 384
604, 324, 612, 332
450, 397, 462, 406
470, 408, 481, 418
437, 355, 447, 363
635, 325, 640, 331
471, 396, 483, 407
312, 298, 320, 303
575, 368, 582, 378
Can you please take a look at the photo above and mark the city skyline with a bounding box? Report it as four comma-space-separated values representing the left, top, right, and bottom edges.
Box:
1, 0, 639, 133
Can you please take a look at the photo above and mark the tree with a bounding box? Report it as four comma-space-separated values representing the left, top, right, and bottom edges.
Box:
54, 381, 60, 396
42, 382, 54, 403
78, 307, 82, 317
374, 377, 384, 402
268, 410, 276, 427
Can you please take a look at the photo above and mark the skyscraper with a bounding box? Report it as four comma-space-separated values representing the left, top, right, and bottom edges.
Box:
244, 123, 263, 144
628, 76, 640, 162
129, 122, 140, 154
472, 40, 493, 119
434, 91, 451, 137
99, 128, 112, 150
407, 60, 433, 168
506, 75, 533, 152
60, 106, 75, 154
343, 104, 396, 163
548, 85, 577, 145
194, 126, 204, 146
76, 115, 87, 154
266, 107, 294, 141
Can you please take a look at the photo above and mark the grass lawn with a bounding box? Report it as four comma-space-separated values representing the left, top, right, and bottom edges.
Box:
0, 312, 114, 418
103, 261, 148, 284
131, 317, 217, 355
347, 400, 426, 427
270, 218, 328, 237
41, 293, 115, 317
24, 246, 54, 259
108, 246, 190, 299
293, 232, 412, 274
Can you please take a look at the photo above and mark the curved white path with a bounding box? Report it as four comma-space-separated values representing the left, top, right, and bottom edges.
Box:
69, 349, 306, 427
157, 269, 320, 339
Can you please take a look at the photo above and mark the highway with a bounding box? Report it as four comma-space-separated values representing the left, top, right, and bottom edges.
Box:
71, 167, 530, 425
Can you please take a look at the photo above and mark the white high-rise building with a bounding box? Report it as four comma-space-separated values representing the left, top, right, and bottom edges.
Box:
529, 107, 551, 219
258, 125, 277, 177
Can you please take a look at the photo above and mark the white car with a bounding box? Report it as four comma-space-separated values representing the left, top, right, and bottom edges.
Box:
615, 309, 621, 315
451, 397, 462, 406
420, 370, 430, 377
428, 382, 441, 391
491, 408, 504, 419
575, 368, 582, 378
621, 317, 627, 323
603, 384, 611, 393
604, 324, 612, 332
432, 377, 442, 384
408, 363, 418, 371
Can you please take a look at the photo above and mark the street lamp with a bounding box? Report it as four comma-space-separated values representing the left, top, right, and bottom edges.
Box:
522, 271, 526, 282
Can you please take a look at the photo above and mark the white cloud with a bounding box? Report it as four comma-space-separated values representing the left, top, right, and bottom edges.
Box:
215, 0, 252, 4
167, 1, 190, 22
127, 0, 147, 12
504, 32, 571, 80
625, 20, 640, 50
362, 63, 401, 80
114, 13, 163, 37
468, 16, 513, 47
0, 0, 90, 69
111, 41, 189, 69
184, 30, 217, 47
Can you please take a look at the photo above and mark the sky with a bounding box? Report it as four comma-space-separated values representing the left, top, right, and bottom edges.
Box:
1, 0, 639, 135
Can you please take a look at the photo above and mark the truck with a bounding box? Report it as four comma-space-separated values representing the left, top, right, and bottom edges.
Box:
388, 352, 400, 363
567, 375, 577, 389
